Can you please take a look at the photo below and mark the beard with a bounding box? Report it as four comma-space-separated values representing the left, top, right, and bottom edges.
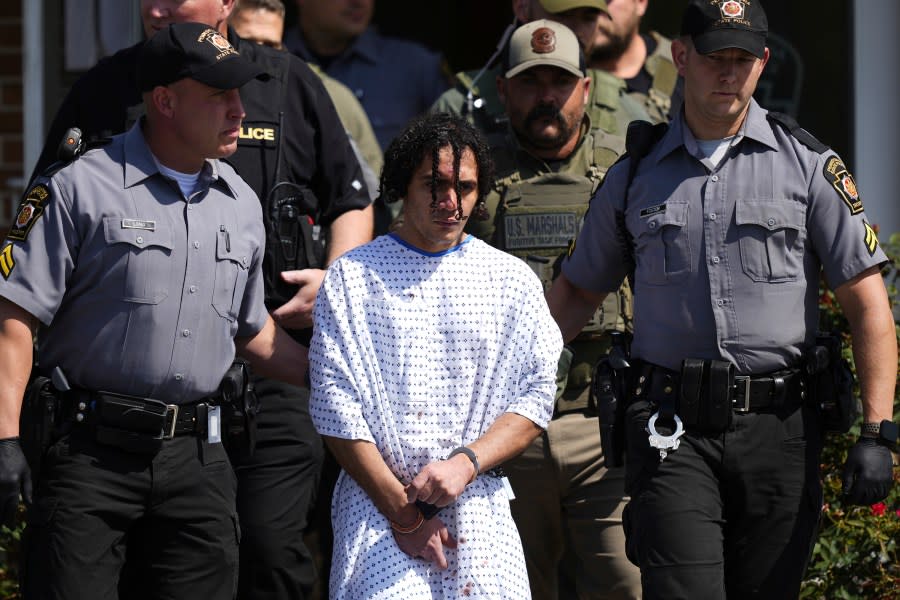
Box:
589, 23, 636, 63
516, 103, 578, 151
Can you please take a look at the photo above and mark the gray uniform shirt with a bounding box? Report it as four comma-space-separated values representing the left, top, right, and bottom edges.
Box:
564, 99, 888, 373
0, 122, 268, 402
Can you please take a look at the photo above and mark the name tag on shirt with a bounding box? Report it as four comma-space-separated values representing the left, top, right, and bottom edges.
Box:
121, 218, 156, 231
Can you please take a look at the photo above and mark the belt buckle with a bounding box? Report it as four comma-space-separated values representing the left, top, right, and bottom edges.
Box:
160, 404, 179, 439
733, 376, 751, 413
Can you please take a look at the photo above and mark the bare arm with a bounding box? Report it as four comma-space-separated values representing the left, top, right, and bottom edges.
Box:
0, 298, 36, 438
325, 204, 374, 263
406, 412, 541, 511
235, 316, 309, 389
833, 266, 897, 423
271, 204, 373, 329
546, 272, 608, 344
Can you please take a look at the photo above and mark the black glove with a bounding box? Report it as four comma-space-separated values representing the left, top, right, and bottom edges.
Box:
841, 437, 894, 506
0, 437, 32, 528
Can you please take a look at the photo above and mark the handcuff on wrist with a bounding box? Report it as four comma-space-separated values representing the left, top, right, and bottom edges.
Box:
404, 446, 482, 523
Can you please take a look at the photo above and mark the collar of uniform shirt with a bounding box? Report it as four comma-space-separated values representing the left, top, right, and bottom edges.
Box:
650, 98, 778, 167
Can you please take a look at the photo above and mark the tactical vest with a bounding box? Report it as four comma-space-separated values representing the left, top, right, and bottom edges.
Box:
629, 32, 679, 124
233, 41, 327, 309
489, 129, 632, 339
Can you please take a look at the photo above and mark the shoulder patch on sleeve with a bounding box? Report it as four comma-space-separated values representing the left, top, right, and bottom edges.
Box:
823, 155, 863, 215
0, 244, 15, 279
863, 220, 879, 256
7, 183, 50, 242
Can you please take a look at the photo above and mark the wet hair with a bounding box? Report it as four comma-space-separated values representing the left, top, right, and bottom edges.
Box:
378, 112, 494, 221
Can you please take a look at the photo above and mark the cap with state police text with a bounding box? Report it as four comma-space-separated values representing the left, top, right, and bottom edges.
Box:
539, 0, 608, 13
681, 0, 768, 59
137, 22, 268, 92
505, 19, 585, 79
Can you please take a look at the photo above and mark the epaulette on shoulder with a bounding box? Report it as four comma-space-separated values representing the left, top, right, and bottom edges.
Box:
625, 120, 668, 163
766, 111, 829, 154
41, 128, 111, 178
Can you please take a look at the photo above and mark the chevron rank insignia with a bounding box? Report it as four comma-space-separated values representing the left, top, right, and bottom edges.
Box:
0, 244, 15, 279
7, 183, 50, 242
863, 220, 879, 256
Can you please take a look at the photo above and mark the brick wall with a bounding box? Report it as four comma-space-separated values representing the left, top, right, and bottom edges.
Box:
0, 1, 22, 232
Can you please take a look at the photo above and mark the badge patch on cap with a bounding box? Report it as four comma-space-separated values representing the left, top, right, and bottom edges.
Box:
531, 28, 556, 54
0, 244, 15, 279
198, 28, 238, 60
719, 1, 745, 20
863, 220, 879, 256
7, 184, 50, 242
823, 156, 862, 215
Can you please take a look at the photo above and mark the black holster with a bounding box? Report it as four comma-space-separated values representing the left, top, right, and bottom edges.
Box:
805, 331, 858, 433
590, 332, 630, 467
19, 375, 61, 476
217, 359, 259, 462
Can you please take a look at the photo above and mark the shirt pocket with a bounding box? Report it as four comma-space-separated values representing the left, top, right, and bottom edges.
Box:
103, 217, 174, 304
212, 229, 251, 321
735, 199, 807, 282
633, 200, 692, 286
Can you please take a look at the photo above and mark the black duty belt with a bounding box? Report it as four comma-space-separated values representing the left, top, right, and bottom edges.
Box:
65, 389, 211, 439
635, 361, 805, 414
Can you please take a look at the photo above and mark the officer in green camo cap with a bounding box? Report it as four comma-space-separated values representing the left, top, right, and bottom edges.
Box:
431, 0, 650, 138
464, 16, 642, 600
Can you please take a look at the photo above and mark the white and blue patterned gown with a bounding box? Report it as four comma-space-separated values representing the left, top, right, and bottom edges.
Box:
309, 234, 562, 599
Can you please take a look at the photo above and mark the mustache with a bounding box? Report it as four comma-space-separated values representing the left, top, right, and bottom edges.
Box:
524, 103, 564, 127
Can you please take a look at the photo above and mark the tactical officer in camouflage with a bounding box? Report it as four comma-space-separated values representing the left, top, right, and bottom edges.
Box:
465, 20, 641, 600
590, 0, 682, 123
432, 0, 651, 137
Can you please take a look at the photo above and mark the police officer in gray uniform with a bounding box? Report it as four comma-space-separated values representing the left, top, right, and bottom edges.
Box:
0, 22, 311, 598
547, 1, 897, 597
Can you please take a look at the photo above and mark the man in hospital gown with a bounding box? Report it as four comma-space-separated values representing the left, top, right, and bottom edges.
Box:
309, 113, 563, 599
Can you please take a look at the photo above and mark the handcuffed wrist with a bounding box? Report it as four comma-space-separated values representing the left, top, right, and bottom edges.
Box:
389, 509, 425, 535
449, 446, 479, 483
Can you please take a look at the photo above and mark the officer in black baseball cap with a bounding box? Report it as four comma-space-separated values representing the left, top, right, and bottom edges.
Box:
138, 21, 269, 91
680, 0, 768, 58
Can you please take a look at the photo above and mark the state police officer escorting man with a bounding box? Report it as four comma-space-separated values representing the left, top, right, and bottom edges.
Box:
0, 22, 313, 598
547, 1, 898, 597
30, 2, 374, 598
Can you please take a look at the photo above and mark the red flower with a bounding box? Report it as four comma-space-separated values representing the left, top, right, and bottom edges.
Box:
870, 502, 887, 516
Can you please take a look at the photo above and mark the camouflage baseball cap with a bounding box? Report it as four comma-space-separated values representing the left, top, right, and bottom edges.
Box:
538, 0, 608, 14
504, 19, 584, 79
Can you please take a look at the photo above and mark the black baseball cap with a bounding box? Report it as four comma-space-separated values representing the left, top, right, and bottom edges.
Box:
681, 0, 768, 59
137, 22, 269, 92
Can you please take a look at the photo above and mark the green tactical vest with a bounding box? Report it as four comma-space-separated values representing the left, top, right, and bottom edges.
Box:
479, 125, 632, 342
442, 66, 650, 137
628, 31, 679, 124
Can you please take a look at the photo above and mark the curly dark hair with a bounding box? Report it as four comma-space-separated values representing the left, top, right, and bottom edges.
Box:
378, 112, 494, 220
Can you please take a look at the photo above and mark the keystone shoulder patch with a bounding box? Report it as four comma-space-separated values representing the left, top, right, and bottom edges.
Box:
823, 155, 862, 215
7, 183, 50, 242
